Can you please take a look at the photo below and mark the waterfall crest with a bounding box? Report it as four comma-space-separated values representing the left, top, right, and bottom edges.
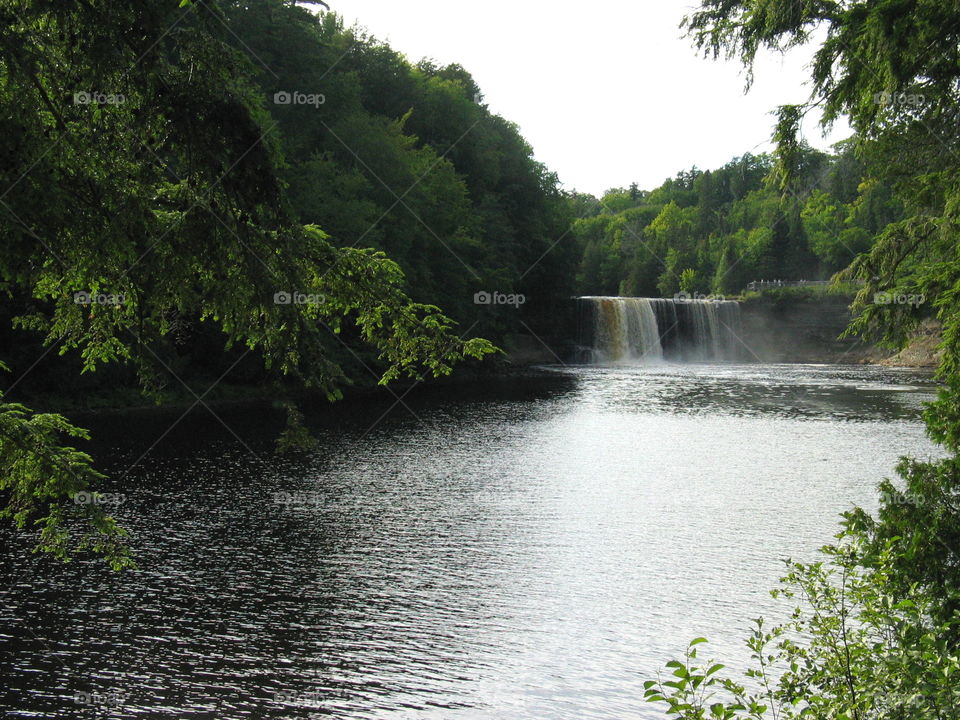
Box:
577, 296, 743, 363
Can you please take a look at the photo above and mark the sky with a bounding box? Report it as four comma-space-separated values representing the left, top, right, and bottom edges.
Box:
329, 0, 851, 197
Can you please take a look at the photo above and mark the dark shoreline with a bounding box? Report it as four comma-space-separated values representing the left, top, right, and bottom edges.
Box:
19, 354, 939, 436
61, 362, 569, 422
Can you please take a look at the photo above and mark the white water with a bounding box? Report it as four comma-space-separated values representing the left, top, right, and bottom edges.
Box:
583, 297, 663, 363
580, 296, 742, 363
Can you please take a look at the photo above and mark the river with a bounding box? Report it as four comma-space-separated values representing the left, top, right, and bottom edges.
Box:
0, 363, 943, 719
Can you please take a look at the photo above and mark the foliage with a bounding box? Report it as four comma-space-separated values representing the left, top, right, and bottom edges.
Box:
845, 453, 960, 640
645, 534, 960, 720
275, 402, 317, 454
1, 0, 524, 563
225, 4, 578, 342
571, 148, 899, 299
646, 1, 960, 717
682, 0, 960, 380
677, 0, 960, 628
0, 365, 132, 569
1, 1, 497, 393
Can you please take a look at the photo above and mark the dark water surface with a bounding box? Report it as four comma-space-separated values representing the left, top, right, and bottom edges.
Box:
0, 364, 943, 719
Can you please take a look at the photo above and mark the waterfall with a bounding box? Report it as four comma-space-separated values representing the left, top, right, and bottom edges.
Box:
577, 296, 743, 363
587, 296, 663, 363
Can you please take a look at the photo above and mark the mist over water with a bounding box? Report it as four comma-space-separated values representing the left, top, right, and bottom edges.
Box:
0, 364, 942, 719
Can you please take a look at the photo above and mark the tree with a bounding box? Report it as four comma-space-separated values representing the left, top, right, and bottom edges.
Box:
645, 531, 960, 719
0, 364, 132, 569
0, 0, 496, 564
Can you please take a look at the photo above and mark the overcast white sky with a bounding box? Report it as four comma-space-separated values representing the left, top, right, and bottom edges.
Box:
329, 0, 850, 196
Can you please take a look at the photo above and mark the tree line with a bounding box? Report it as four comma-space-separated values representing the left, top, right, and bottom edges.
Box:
571, 143, 904, 299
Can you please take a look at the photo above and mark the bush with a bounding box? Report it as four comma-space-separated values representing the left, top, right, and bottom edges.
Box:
644, 526, 960, 719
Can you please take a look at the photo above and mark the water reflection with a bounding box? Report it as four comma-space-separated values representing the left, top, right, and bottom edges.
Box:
554, 363, 936, 420
0, 364, 943, 719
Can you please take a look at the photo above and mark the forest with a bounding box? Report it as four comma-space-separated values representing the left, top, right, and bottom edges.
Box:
0, 0, 946, 566
0, 1, 577, 409
572, 144, 904, 298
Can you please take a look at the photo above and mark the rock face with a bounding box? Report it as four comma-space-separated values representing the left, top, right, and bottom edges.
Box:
738, 296, 866, 363
739, 296, 941, 366
502, 333, 564, 365
878, 319, 943, 368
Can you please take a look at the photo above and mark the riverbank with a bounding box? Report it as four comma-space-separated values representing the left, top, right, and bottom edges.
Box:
875, 319, 943, 368
48, 361, 564, 422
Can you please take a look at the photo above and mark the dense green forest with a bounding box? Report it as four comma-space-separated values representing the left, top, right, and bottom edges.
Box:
224, 6, 577, 337
571, 144, 904, 298
0, 1, 577, 409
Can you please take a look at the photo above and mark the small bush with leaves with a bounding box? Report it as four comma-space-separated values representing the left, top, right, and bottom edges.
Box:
275, 402, 318, 454
645, 531, 960, 720
0, 365, 133, 570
